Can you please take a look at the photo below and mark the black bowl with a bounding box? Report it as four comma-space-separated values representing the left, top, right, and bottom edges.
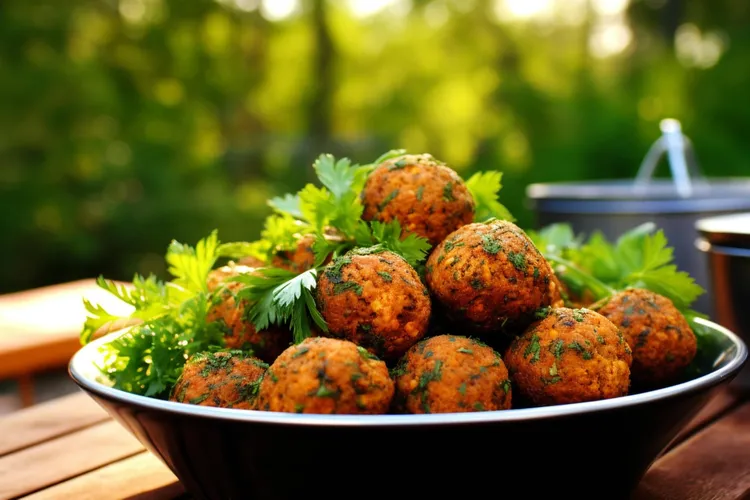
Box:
69, 318, 747, 500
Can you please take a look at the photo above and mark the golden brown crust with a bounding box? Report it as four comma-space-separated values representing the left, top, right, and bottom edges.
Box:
593, 288, 697, 387
170, 351, 267, 409
236, 255, 266, 268
360, 154, 475, 245
316, 250, 431, 360
206, 266, 293, 363
271, 234, 318, 273
425, 220, 554, 336
504, 308, 632, 406
393, 335, 512, 414
256, 337, 394, 414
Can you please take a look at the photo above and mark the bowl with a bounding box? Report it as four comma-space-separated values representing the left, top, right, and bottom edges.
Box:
69, 318, 747, 500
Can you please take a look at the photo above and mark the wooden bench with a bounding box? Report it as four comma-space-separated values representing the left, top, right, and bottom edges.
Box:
0, 280, 133, 408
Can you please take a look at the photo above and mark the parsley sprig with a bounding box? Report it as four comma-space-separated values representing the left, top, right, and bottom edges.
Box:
529, 222, 705, 311
466, 170, 515, 222
81, 231, 225, 397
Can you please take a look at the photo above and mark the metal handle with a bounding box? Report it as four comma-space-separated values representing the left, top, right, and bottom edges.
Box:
634, 118, 704, 198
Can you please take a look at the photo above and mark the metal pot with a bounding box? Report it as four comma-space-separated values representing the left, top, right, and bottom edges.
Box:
696, 212, 750, 388
526, 119, 750, 315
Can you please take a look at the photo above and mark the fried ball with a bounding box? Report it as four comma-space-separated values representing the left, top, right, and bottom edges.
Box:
206, 265, 292, 363
316, 248, 431, 360
392, 335, 512, 414
237, 255, 266, 268
504, 308, 632, 406
361, 153, 475, 245
593, 288, 697, 387
256, 337, 394, 414
170, 351, 267, 409
549, 272, 566, 308
425, 220, 555, 337
271, 234, 317, 273
207, 263, 255, 293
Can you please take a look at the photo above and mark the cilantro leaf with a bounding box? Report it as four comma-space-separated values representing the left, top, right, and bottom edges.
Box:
268, 193, 303, 219
369, 220, 431, 269
217, 241, 269, 262
620, 229, 704, 309
527, 223, 581, 258
83, 231, 226, 398
465, 171, 515, 222
536, 222, 704, 311
166, 229, 219, 293
233, 268, 326, 343
260, 213, 308, 255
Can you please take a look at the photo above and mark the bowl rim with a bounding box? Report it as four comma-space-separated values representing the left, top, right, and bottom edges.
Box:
69, 317, 748, 427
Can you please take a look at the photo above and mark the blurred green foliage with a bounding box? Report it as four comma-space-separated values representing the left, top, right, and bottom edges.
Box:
1, 0, 749, 293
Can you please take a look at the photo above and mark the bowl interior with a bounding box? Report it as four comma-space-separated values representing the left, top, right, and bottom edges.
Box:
69, 317, 747, 426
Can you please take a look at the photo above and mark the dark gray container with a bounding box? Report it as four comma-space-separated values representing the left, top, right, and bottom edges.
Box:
696, 212, 750, 387
526, 119, 750, 315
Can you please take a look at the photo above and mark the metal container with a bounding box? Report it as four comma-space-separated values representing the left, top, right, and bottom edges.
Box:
696, 212, 750, 388
526, 119, 750, 315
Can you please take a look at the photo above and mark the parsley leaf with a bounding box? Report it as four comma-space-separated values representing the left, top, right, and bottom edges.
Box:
165, 229, 219, 293
83, 231, 225, 398
534, 222, 704, 311
268, 193, 303, 219
216, 241, 269, 262
465, 170, 515, 222
369, 220, 431, 269
233, 268, 327, 343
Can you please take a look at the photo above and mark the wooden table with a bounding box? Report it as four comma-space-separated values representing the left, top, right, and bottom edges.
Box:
0, 280, 133, 407
1, 388, 750, 500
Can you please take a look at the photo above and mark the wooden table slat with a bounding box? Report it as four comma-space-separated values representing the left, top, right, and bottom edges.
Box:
0, 392, 109, 457
635, 401, 750, 500
0, 420, 144, 500
668, 388, 744, 450
20, 452, 183, 500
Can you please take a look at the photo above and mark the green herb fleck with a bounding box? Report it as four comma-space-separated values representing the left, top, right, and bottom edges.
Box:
334, 281, 363, 296
457, 347, 474, 354
443, 183, 455, 201
501, 379, 511, 394
523, 334, 541, 364
189, 394, 209, 405
481, 234, 502, 255
377, 271, 393, 282
507, 251, 526, 271
549, 339, 565, 359
378, 189, 399, 211
416, 185, 425, 201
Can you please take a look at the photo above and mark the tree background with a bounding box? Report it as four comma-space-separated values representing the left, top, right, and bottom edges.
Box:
1, 0, 748, 293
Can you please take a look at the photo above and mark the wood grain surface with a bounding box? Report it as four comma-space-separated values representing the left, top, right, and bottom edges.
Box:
20, 452, 183, 500
634, 401, 750, 500
0, 392, 108, 457
0, 420, 144, 499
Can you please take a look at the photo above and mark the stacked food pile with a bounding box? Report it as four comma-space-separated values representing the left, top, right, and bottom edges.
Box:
81, 151, 705, 414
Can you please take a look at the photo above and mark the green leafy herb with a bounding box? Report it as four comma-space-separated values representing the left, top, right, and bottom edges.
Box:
465, 170, 515, 222
81, 231, 225, 398
233, 268, 328, 343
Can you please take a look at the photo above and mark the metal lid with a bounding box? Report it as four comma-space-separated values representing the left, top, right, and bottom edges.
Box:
526, 118, 750, 215
696, 212, 750, 249
526, 178, 750, 215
